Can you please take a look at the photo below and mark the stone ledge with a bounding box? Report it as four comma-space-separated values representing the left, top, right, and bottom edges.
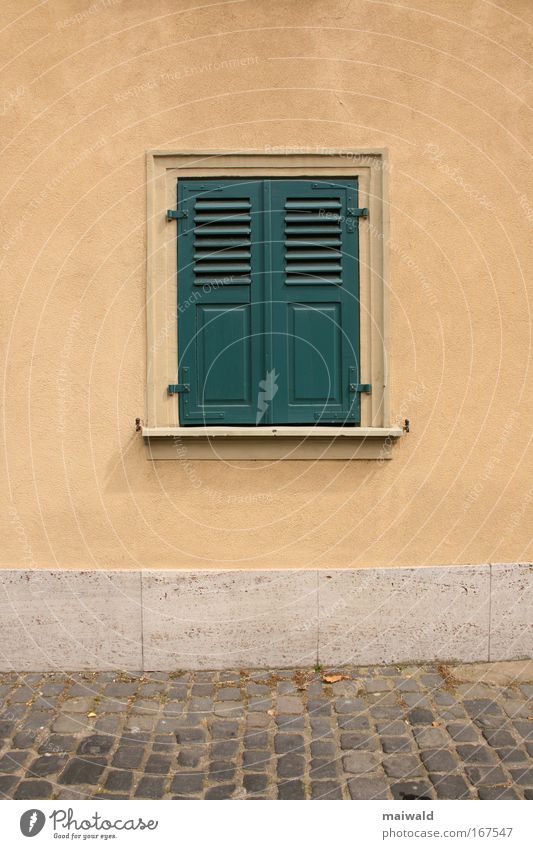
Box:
142, 427, 403, 460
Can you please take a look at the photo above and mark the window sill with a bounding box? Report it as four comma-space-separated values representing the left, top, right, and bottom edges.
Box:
141, 426, 403, 460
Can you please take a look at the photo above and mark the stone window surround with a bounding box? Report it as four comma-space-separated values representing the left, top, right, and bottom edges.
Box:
144, 150, 401, 459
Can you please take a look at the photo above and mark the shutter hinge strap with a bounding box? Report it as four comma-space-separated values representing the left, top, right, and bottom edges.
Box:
167, 383, 190, 394
349, 383, 372, 394
346, 207, 369, 218
166, 209, 188, 221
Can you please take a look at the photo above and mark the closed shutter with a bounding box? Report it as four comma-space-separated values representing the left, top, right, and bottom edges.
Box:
173, 178, 361, 426
269, 179, 361, 424
176, 179, 265, 424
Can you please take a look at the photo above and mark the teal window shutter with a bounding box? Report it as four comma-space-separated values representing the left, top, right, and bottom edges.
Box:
174, 178, 361, 426
269, 179, 361, 425
176, 179, 266, 424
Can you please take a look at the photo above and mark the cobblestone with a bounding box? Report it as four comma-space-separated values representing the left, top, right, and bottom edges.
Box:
277, 779, 305, 799
0, 661, 531, 799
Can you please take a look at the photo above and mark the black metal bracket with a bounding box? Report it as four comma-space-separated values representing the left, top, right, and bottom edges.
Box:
349, 383, 372, 394
346, 207, 369, 218
167, 384, 190, 394
166, 209, 187, 221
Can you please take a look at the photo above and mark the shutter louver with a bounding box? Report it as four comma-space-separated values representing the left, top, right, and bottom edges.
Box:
193, 198, 252, 285
285, 198, 343, 285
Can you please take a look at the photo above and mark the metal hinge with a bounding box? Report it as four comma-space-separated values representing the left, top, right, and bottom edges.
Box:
349, 383, 372, 394
166, 209, 188, 221
167, 383, 190, 394
348, 368, 371, 394
345, 207, 368, 232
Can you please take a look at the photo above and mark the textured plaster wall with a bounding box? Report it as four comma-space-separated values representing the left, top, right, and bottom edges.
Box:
1, 0, 532, 571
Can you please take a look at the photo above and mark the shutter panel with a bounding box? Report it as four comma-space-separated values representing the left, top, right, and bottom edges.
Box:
269, 179, 361, 425
175, 178, 361, 427
176, 179, 265, 424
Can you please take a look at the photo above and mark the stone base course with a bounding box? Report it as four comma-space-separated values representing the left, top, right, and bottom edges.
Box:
0, 564, 531, 670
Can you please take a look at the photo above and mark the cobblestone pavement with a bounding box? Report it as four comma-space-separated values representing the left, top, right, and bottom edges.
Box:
0, 661, 531, 800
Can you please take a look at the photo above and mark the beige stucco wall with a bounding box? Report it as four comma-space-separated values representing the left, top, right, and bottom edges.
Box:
1, 0, 532, 571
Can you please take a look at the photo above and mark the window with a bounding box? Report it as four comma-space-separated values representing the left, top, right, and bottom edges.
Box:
145, 151, 400, 459
173, 177, 364, 426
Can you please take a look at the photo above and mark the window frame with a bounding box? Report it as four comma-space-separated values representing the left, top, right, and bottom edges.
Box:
145, 150, 400, 459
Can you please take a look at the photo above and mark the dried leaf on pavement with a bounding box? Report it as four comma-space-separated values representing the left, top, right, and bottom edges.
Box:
322, 674, 350, 684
